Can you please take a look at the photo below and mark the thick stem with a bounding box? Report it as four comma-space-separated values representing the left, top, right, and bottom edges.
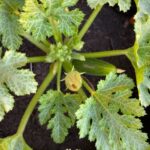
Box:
21, 32, 49, 53
17, 63, 58, 135
82, 49, 130, 58
57, 61, 62, 91
78, 5, 102, 40
27, 56, 46, 63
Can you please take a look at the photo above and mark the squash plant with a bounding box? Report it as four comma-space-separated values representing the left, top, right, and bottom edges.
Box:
0, 0, 150, 149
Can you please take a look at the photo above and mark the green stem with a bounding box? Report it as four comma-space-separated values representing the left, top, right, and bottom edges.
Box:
21, 32, 49, 53
78, 89, 87, 102
17, 63, 58, 135
48, 17, 62, 43
78, 5, 102, 40
57, 61, 62, 91
82, 79, 94, 95
27, 56, 46, 63
82, 49, 130, 58
134, 0, 138, 7
41, 40, 51, 47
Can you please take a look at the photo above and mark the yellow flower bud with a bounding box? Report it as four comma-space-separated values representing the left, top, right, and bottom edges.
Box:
65, 71, 82, 92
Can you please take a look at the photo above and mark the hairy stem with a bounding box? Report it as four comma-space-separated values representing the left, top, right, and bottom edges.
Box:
57, 61, 62, 91
27, 56, 46, 63
78, 5, 102, 40
21, 32, 49, 53
82, 48, 130, 58
17, 63, 58, 135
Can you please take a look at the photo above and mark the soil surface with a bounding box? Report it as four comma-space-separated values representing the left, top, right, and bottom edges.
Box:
0, 1, 150, 150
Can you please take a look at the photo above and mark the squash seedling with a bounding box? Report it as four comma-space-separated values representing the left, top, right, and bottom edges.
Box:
0, 0, 150, 149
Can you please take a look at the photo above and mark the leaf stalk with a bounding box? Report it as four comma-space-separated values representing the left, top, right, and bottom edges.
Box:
82, 48, 130, 58
78, 5, 102, 40
27, 56, 46, 63
17, 63, 58, 135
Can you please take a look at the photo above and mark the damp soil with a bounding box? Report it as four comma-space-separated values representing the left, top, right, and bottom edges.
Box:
1, 1, 150, 150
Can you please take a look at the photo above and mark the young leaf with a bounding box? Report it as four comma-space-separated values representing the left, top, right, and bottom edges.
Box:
0, 1, 23, 50
0, 134, 32, 150
87, 0, 131, 12
20, 0, 52, 41
20, 0, 84, 40
46, 43, 72, 63
76, 72, 149, 150
56, 8, 84, 36
38, 90, 80, 143
0, 51, 38, 121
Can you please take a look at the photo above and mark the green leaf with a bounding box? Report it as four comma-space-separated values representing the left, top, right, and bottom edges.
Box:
139, 0, 150, 15
134, 13, 150, 67
56, 8, 84, 36
0, 3, 22, 50
0, 51, 38, 95
0, 50, 37, 121
20, 0, 84, 39
73, 58, 116, 76
38, 90, 80, 143
76, 72, 149, 150
132, 0, 150, 107
137, 67, 150, 107
134, 1, 150, 67
20, 0, 52, 41
87, 0, 131, 12
97, 72, 134, 93
0, 0, 24, 10
6, 69, 37, 96
0, 134, 32, 150
0, 85, 14, 121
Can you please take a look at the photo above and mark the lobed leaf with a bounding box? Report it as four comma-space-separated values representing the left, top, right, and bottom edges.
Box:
38, 90, 80, 143
76, 72, 149, 150
0, 0, 24, 50
0, 85, 14, 121
0, 134, 32, 150
20, 0, 52, 41
56, 8, 84, 36
20, 0, 84, 40
87, 0, 131, 12
133, 0, 150, 106
135, 13, 150, 67
0, 51, 37, 121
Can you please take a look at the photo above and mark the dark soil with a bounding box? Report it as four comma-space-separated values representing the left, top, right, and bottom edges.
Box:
1, 1, 150, 150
